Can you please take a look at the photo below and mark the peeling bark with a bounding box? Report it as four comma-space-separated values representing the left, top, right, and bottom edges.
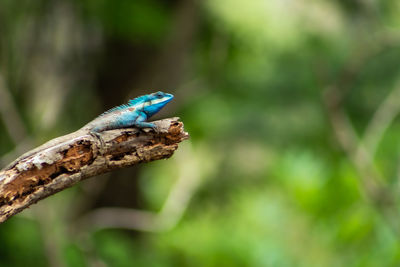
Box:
0, 117, 189, 223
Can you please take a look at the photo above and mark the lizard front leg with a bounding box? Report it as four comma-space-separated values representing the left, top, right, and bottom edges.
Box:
133, 112, 157, 131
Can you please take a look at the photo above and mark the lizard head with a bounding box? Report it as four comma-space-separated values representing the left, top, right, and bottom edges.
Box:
134, 91, 174, 118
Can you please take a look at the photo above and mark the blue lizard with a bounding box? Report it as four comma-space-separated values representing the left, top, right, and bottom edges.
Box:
4, 91, 174, 169
84, 91, 174, 134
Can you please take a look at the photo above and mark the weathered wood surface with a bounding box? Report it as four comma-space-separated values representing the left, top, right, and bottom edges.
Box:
0, 117, 189, 223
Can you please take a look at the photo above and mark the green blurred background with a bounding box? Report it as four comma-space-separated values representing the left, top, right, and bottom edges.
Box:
1, 0, 400, 266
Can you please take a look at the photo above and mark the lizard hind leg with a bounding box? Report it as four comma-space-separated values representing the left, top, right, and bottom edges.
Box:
89, 130, 106, 155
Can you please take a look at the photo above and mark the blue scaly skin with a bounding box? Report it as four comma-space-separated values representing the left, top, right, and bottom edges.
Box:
84, 91, 174, 133
4, 92, 173, 169
84, 91, 174, 150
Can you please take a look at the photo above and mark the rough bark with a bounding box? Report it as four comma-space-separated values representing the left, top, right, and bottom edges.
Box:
0, 117, 189, 223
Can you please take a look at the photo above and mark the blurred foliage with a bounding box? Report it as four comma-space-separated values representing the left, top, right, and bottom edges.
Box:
1, 0, 400, 266
78, 0, 171, 42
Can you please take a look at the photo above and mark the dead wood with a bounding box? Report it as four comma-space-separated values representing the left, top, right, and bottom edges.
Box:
0, 117, 189, 223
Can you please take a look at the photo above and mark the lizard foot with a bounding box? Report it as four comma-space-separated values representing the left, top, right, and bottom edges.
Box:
89, 131, 106, 155
137, 126, 159, 134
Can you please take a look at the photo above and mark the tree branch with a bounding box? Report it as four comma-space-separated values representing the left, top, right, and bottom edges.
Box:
0, 117, 189, 223
78, 142, 201, 232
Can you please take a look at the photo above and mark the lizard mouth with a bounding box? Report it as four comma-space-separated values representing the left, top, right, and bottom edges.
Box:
151, 95, 174, 105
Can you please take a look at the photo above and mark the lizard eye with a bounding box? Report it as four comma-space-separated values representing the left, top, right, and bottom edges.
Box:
155, 92, 163, 98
